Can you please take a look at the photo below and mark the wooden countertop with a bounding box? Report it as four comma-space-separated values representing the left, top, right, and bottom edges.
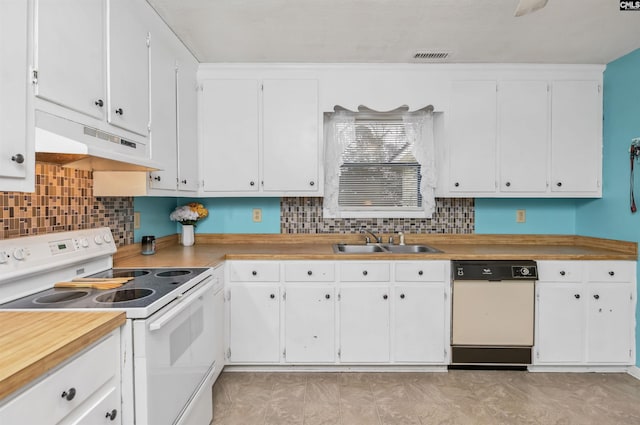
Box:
114, 233, 638, 268
0, 311, 125, 401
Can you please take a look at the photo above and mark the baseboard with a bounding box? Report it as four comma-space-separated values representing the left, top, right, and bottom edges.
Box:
628, 366, 640, 380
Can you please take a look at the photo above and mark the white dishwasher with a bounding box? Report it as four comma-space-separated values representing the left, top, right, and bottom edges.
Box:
451, 260, 538, 366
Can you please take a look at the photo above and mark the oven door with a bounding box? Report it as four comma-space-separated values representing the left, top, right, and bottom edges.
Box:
133, 277, 215, 425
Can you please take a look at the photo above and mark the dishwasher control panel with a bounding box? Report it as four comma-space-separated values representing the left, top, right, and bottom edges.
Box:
452, 260, 538, 280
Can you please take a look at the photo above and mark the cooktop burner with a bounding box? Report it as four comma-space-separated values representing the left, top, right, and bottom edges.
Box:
95, 288, 154, 303
0, 267, 210, 315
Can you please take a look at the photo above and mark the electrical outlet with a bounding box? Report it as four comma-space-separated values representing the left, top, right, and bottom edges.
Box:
516, 209, 526, 223
134, 212, 141, 229
252, 208, 262, 223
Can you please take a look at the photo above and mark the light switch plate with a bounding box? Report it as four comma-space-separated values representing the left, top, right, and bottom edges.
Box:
134, 212, 141, 229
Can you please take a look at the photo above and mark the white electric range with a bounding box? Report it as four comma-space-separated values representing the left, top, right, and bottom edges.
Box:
0, 228, 217, 425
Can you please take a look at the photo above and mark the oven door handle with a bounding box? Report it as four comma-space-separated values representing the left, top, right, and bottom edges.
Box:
149, 278, 213, 332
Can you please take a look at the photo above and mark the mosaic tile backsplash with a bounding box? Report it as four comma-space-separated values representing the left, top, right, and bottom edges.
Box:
281, 197, 474, 234
0, 163, 134, 246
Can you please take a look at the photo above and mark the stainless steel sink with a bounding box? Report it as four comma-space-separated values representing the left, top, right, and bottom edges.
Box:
333, 243, 441, 254
333, 244, 386, 253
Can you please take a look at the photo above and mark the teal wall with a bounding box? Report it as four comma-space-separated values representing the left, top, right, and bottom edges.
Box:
475, 198, 577, 234
574, 48, 640, 366
133, 197, 280, 241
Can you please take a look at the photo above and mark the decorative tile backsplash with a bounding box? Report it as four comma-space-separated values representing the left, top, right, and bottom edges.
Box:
0, 162, 134, 246
281, 197, 474, 234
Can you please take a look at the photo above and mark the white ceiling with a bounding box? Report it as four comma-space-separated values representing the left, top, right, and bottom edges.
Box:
146, 0, 640, 64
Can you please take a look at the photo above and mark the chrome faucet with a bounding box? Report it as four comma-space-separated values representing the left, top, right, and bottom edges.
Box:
361, 227, 382, 244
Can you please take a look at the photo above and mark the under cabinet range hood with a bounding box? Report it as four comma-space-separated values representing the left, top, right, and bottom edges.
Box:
34, 111, 161, 171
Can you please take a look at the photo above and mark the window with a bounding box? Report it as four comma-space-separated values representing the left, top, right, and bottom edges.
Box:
324, 106, 436, 218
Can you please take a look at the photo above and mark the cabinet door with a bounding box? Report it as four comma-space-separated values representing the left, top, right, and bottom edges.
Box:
35, 0, 106, 120
262, 79, 319, 192
175, 50, 199, 192
148, 13, 177, 191
212, 287, 225, 379
498, 81, 549, 192
201, 79, 260, 192
0, 0, 32, 188
284, 285, 335, 363
535, 283, 584, 364
339, 285, 390, 363
586, 283, 634, 364
71, 386, 120, 425
550, 81, 601, 193
108, 0, 150, 136
228, 285, 280, 363
393, 284, 446, 363
448, 81, 497, 193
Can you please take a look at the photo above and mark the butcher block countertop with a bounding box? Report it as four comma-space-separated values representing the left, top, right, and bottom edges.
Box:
0, 311, 125, 401
114, 233, 638, 268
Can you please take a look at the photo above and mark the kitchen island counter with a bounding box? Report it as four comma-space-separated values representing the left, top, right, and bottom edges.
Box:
0, 311, 125, 401
114, 233, 637, 268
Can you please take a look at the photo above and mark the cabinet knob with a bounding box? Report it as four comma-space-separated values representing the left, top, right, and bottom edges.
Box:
325, 294, 330, 299
105, 409, 117, 421
418, 270, 423, 276
608, 271, 615, 276
309, 181, 315, 186
454, 182, 460, 187
11, 153, 24, 164
270, 293, 275, 299
252, 270, 257, 276
362, 270, 368, 276
95, 99, 104, 107
307, 270, 313, 276
61, 388, 76, 401
400, 293, 405, 299
574, 294, 580, 299
556, 182, 562, 187
153, 175, 161, 181
250, 181, 255, 186
181, 179, 187, 184
115, 107, 123, 115
505, 182, 511, 187
593, 294, 600, 300
559, 270, 566, 276
383, 294, 388, 300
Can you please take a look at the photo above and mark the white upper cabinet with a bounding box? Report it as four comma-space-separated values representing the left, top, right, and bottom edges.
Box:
262, 79, 319, 192
498, 81, 549, 193
108, 0, 150, 136
34, 0, 106, 120
0, 0, 34, 192
175, 49, 199, 192
200, 75, 321, 196
447, 80, 497, 193
550, 80, 602, 193
201, 79, 261, 193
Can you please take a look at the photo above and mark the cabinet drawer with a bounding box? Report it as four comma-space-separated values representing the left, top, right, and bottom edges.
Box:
228, 262, 280, 282
586, 261, 635, 282
285, 262, 335, 282
395, 262, 446, 282
537, 261, 583, 282
67, 385, 120, 425
1, 333, 118, 425
340, 263, 390, 282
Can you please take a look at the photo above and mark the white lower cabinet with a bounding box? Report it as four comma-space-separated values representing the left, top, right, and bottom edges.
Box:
228, 284, 280, 363
534, 261, 636, 366
0, 330, 121, 424
284, 285, 335, 363
339, 285, 391, 363
226, 260, 450, 366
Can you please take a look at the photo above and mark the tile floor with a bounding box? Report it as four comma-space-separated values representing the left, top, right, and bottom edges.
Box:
212, 370, 640, 425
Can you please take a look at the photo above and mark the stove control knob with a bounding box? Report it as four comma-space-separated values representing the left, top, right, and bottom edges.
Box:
94, 235, 104, 245
13, 248, 25, 260
103, 234, 112, 243
520, 267, 530, 276
0, 252, 8, 263
80, 238, 90, 248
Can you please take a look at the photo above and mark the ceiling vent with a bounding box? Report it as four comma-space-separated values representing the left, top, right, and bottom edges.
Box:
412, 51, 451, 62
